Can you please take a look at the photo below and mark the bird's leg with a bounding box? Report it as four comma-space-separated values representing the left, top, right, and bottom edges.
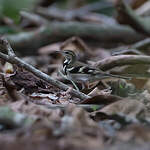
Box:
69, 79, 80, 91
58, 70, 80, 91
58, 71, 74, 95
66, 72, 80, 91
58, 70, 68, 80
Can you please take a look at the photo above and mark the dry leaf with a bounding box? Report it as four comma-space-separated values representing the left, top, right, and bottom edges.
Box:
60, 36, 92, 56
3, 62, 14, 74
99, 99, 146, 118
80, 92, 122, 105
117, 124, 150, 143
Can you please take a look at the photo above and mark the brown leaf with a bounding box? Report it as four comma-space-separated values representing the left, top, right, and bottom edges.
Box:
80, 93, 122, 105
60, 36, 92, 56
117, 124, 150, 143
99, 99, 146, 118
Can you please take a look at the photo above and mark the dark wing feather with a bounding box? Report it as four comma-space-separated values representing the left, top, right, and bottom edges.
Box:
68, 66, 100, 74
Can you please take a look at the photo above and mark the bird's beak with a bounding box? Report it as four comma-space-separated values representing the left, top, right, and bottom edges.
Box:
55, 50, 61, 54
55, 50, 65, 56
55, 50, 63, 54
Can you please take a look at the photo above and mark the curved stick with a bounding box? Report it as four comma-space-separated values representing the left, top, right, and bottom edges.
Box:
95, 55, 150, 71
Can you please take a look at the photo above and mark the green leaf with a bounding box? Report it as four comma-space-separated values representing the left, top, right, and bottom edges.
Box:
91, 105, 100, 111
0, 0, 35, 23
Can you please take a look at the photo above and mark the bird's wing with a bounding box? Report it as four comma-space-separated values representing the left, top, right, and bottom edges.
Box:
68, 65, 104, 75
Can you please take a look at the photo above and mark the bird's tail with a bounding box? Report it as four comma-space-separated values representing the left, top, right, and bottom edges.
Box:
105, 73, 131, 80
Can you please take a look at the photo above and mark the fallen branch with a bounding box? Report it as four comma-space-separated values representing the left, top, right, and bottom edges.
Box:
95, 55, 150, 71
6, 21, 145, 55
35, 7, 116, 25
33, 102, 103, 112
116, 0, 150, 35
0, 37, 90, 100
46, 104, 103, 112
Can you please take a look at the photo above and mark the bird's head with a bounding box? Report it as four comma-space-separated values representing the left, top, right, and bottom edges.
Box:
61, 50, 76, 60
56, 50, 76, 65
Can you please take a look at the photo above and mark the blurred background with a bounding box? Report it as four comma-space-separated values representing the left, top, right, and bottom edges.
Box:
0, 0, 148, 55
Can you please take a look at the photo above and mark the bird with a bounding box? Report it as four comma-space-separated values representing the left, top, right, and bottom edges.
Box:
58, 50, 131, 91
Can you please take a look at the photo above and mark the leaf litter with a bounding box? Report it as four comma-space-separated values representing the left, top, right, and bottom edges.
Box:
0, 36, 150, 150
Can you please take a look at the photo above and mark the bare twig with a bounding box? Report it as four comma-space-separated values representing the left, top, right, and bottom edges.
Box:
35, 7, 116, 25
20, 11, 48, 26
33, 101, 103, 112
135, 1, 150, 16
0, 37, 90, 100
76, 1, 113, 13
95, 55, 150, 71
131, 38, 150, 49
